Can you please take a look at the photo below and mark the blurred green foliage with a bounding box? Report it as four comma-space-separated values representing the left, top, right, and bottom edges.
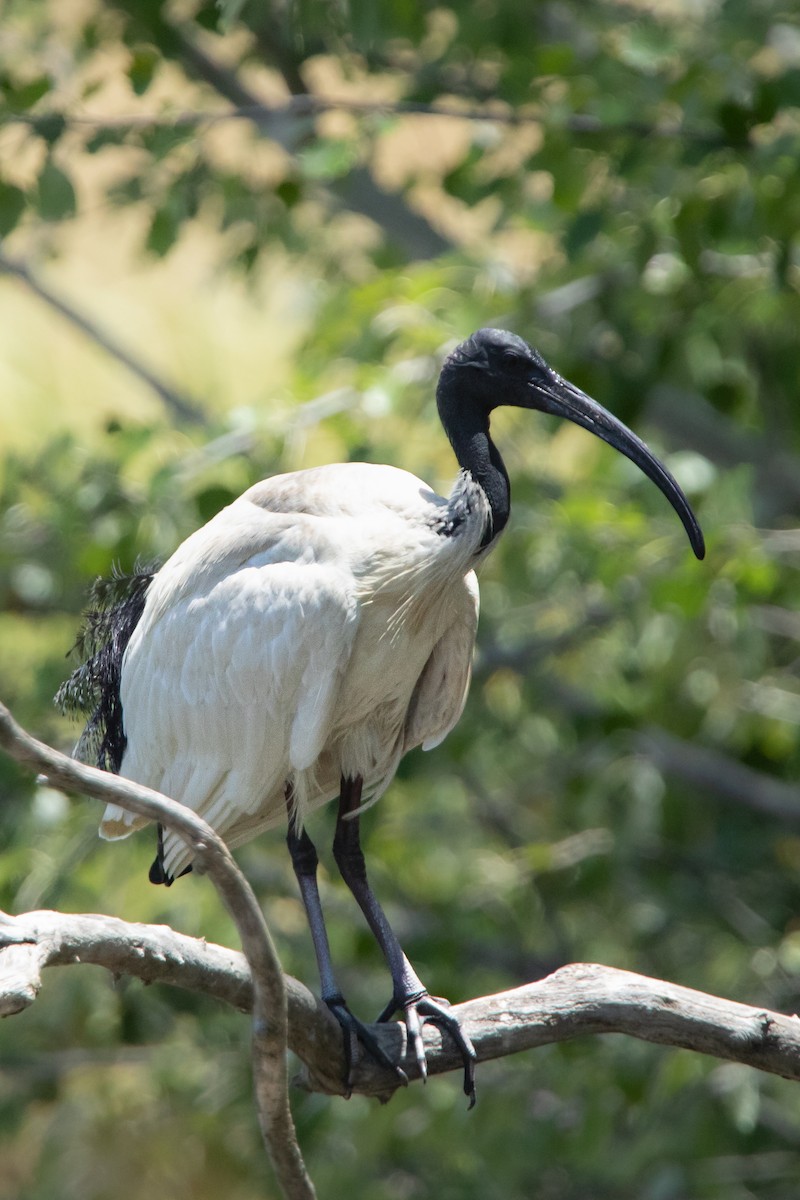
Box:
2, 0, 800, 1197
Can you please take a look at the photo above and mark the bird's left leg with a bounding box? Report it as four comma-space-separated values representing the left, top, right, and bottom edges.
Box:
333, 775, 477, 1106
284, 789, 405, 1091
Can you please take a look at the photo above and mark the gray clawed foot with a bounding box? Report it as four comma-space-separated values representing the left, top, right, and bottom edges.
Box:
325, 990, 476, 1107
378, 991, 477, 1108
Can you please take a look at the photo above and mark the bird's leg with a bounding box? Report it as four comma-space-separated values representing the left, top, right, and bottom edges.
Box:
284, 789, 406, 1091
333, 775, 477, 1106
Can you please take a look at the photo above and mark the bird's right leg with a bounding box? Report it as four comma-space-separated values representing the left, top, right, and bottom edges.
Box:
284, 790, 406, 1091
333, 776, 477, 1106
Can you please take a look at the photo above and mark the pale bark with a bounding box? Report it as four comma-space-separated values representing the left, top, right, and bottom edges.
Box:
4, 907, 800, 1102
4, 702, 800, 1195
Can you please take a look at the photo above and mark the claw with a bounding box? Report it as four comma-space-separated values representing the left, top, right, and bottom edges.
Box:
378, 990, 477, 1107
403, 998, 428, 1082
326, 995, 408, 1091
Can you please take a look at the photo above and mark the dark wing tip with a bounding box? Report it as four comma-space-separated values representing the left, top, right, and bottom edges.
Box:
149, 856, 173, 886
148, 857, 193, 886
149, 826, 193, 886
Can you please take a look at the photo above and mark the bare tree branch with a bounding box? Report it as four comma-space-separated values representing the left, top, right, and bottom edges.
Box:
2, 96, 724, 144
0, 249, 204, 426
118, 11, 452, 258
637, 727, 800, 827
4, 908, 800, 1104
169, 22, 268, 111
0, 908, 345, 1094
5, 701, 800, 1192
0, 701, 315, 1200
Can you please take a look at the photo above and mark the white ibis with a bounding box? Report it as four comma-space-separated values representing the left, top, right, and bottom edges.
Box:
59, 328, 705, 1105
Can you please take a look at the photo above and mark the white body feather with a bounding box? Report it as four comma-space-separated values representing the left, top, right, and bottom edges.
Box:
100, 462, 486, 879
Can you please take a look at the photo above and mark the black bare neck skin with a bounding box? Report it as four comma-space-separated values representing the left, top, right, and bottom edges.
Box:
437, 374, 511, 549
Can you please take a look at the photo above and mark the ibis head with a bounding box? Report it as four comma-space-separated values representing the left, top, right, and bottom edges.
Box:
437, 327, 705, 560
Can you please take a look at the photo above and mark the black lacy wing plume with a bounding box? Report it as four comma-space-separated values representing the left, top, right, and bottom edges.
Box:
55, 562, 158, 773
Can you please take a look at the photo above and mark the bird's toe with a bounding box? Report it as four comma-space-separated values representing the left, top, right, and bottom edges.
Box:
381, 989, 477, 1108
325, 995, 408, 1091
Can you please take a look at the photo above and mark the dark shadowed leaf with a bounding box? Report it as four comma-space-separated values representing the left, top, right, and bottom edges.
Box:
0, 181, 25, 235
145, 205, 179, 256
128, 44, 161, 96
4, 75, 50, 110
36, 160, 76, 221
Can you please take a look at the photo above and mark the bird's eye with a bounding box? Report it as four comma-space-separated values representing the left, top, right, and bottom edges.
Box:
502, 350, 524, 369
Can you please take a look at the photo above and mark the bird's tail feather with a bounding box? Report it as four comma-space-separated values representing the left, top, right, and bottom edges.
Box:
55, 562, 158, 773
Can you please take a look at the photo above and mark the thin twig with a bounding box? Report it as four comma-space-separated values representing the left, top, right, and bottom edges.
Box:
0, 249, 203, 427
0, 702, 315, 1200
2, 96, 725, 143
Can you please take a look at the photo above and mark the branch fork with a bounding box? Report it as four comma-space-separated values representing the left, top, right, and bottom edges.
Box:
3, 702, 800, 1196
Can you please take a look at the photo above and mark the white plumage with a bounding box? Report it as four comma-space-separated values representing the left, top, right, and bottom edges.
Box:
76, 326, 703, 1101
100, 462, 483, 879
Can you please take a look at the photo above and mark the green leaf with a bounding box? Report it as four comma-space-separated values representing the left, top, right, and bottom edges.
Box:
128, 44, 160, 96
613, 22, 680, 75
299, 139, 360, 181
564, 207, 604, 257
32, 113, 66, 146
85, 129, 126, 154
0, 182, 25, 236
535, 44, 576, 76
145, 205, 178, 256
193, 485, 238, 521
36, 160, 76, 221
275, 178, 302, 208
5, 76, 50, 110
140, 125, 195, 160
235, 240, 259, 272
717, 99, 753, 145
107, 175, 144, 205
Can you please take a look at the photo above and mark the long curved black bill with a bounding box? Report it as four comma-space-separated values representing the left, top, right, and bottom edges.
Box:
532, 376, 705, 560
